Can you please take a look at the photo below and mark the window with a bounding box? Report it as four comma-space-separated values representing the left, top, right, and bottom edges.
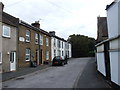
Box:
62, 51, 64, 56
40, 34, 43, 45
10, 51, 16, 63
54, 50, 56, 57
54, 38, 56, 47
0, 53, 1, 63
46, 51, 49, 60
3, 25, 11, 38
26, 30, 30, 42
35, 33, 38, 44
58, 40, 60, 48
46, 38, 49, 46
25, 49, 30, 61
58, 50, 61, 56
62, 42, 63, 48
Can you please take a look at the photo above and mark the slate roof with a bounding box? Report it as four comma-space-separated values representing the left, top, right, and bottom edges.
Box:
20, 20, 51, 37
50, 34, 67, 42
106, 1, 116, 10
2, 12, 19, 27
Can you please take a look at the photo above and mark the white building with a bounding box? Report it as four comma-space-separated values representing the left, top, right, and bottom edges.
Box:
49, 31, 72, 60
106, 0, 120, 86
96, 0, 120, 87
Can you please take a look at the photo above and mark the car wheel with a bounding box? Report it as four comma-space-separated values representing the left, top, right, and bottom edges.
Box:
61, 62, 64, 66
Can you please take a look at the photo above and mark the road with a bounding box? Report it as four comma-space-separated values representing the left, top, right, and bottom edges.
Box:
3, 58, 90, 88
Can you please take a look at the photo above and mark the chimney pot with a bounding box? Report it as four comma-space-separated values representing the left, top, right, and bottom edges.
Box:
31, 21, 40, 28
49, 31, 55, 36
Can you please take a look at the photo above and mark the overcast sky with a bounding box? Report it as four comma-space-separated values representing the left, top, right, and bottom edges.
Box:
1, 0, 114, 39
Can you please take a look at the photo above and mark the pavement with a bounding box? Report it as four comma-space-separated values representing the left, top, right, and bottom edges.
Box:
2, 63, 51, 82
74, 58, 113, 89
1, 58, 114, 88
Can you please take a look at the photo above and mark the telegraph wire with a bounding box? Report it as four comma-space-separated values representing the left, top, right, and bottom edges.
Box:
5, 0, 25, 8
45, 0, 73, 14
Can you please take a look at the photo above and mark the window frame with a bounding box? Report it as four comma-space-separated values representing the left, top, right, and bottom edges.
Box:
0, 52, 2, 64
46, 38, 49, 46
46, 51, 49, 60
40, 34, 43, 45
35, 33, 39, 44
25, 48, 31, 61
54, 50, 56, 57
54, 38, 56, 47
62, 51, 64, 56
26, 30, 30, 42
2, 25, 11, 38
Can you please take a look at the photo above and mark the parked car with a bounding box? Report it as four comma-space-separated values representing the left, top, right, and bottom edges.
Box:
52, 56, 67, 66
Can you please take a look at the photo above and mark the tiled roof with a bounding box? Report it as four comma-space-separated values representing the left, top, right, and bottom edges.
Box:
2, 12, 19, 27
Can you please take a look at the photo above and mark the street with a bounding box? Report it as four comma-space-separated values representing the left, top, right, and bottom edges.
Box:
3, 58, 90, 88
2, 57, 111, 89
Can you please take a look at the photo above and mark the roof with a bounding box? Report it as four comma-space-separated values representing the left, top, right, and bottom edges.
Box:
106, 1, 116, 10
51, 34, 67, 42
2, 12, 19, 27
19, 20, 51, 37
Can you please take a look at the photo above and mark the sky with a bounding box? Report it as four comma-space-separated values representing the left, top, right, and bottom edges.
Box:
1, 0, 114, 40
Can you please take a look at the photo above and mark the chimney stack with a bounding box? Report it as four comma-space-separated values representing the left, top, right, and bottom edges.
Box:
0, 2, 4, 11
31, 21, 40, 28
49, 31, 56, 36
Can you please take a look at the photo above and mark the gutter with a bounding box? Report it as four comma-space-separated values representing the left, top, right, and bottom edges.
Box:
95, 35, 120, 47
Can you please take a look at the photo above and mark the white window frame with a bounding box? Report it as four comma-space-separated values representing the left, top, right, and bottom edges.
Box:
2, 25, 11, 38
62, 51, 64, 56
54, 50, 56, 57
0, 52, 2, 64
40, 34, 43, 45
35, 33, 38, 44
46, 51, 49, 60
26, 30, 30, 42
54, 38, 56, 47
25, 48, 30, 61
46, 38, 49, 46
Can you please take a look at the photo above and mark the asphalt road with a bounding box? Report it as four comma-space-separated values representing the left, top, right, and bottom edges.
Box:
2, 58, 90, 88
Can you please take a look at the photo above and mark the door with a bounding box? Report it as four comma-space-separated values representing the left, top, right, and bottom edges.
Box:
104, 42, 111, 80
10, 51, 16, 71
36, 50, 39, 65
40, 49, 43, 64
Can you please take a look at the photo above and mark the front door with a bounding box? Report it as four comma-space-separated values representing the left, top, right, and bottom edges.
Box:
10, 51, 16, 71
40, 49, 43, 64
36, 50, 39, 65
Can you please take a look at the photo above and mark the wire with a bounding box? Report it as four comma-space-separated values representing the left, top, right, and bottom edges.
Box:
45, 0, 73, 14
5, 0, 25, 8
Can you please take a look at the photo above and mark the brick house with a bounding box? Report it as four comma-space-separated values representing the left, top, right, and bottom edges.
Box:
18, 21, 51, 68
31, 22, 51, 64
18, 20, 40, 68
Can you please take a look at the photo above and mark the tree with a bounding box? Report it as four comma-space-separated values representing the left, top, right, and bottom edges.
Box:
67, 34, 95, 58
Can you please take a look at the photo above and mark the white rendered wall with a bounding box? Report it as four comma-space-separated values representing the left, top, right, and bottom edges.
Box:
96, 53, 106, 76
109, 51, 120, 85
107, 2, 119, 38
96, 44, 106, 76
109, 38, 120, 85
69, 44, 72, 58
107, 2, 118, 38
